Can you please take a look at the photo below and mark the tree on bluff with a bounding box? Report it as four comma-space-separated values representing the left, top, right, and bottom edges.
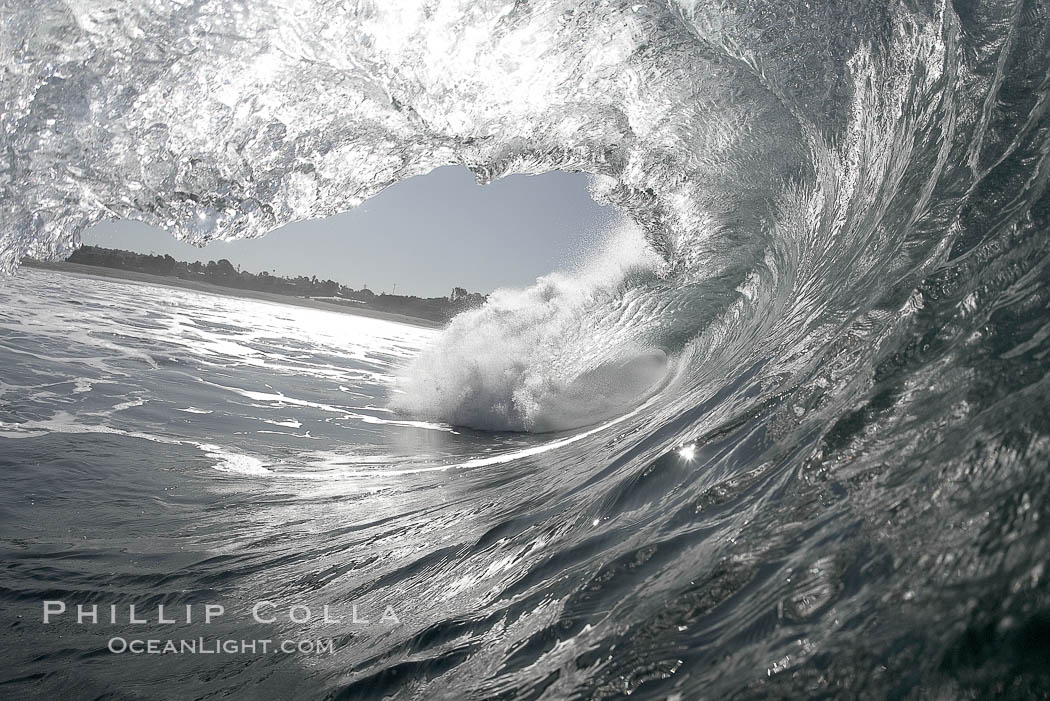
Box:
206, 259, 237, 277
61, 245, 488, 323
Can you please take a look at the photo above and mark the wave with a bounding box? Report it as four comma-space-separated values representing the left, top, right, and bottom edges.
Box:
391, 223, 677, 431
4, 0, 1050, 696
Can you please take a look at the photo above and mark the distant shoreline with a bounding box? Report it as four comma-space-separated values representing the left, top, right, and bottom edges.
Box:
22, 260, 445, 329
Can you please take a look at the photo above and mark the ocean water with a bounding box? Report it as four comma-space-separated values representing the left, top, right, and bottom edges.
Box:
4, 0, 1050, 698
0, 267, 551, 697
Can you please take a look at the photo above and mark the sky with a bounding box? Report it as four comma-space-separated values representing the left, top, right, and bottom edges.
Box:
83, 167, 617, 298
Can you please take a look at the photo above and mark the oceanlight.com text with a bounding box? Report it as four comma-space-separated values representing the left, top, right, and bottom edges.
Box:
107, 637, 336, 655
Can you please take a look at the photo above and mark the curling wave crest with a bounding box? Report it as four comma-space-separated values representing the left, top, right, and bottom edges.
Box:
4, 0, 1050, 697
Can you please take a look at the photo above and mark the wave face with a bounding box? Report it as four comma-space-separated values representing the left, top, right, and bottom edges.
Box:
5, 0, 1050, 697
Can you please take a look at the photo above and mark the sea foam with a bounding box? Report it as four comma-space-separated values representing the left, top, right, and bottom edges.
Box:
391, 223, 670, 432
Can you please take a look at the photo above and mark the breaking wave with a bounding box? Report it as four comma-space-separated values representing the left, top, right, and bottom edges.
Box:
391, 223, 675, 432
4, 0, 1050, 696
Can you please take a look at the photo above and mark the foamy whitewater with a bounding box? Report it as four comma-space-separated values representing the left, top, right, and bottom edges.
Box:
2, 0, 1050, 698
